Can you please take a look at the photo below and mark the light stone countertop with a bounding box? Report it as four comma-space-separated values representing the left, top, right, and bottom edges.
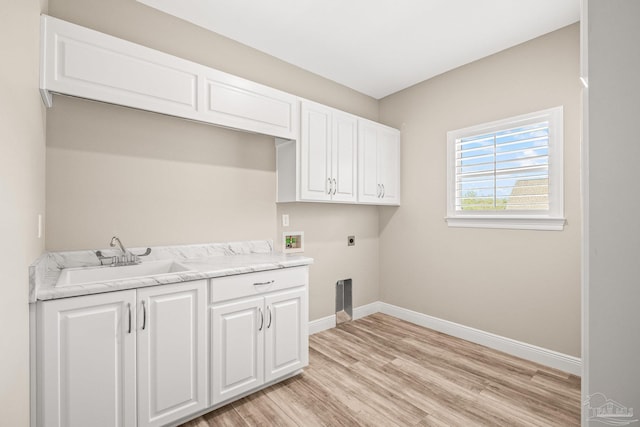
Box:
30, 240, 313, 302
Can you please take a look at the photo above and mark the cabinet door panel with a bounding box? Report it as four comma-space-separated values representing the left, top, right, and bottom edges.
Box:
378, 128, 401, 205
332, 112, 358, 202
203, 69, 298, 139
41, 15, 200, 121
137, 281, 207, 427
264, 288, 308, 383
38, 291, 136, 427
211, 297, 264, 405
358, 122, 380, 203
300, 102, 332, 201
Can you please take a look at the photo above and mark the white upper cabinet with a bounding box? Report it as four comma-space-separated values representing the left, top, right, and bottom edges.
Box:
280, 100, 359, 203
40, 15, 298, 139
358, 120, 401, 205
331, 111, 358, 202
40, 15, 401, 206
201, 68, 298, 139
300, 102, 332, 201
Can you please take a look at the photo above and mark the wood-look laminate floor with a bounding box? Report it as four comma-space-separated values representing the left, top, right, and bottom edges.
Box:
182, 313, 580, 427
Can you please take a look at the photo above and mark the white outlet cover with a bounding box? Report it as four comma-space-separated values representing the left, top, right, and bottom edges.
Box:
282, 214, 289, 227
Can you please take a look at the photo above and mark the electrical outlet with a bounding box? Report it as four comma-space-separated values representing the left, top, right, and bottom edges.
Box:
38, 214, 43, 239
282, 214, 289, 227
348, 235, 355, 246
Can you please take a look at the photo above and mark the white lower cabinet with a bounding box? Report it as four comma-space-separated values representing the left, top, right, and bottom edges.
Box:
210, 268, 309, 405
137, 283, 207, 427
210, 297, 264, 403
37, 280, 207, 427
38, 290, 137, 427
36, 267, 308, 427
264, 288, 307, 382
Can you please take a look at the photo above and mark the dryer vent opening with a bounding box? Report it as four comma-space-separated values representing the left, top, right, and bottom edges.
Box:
336, 279, 352, 324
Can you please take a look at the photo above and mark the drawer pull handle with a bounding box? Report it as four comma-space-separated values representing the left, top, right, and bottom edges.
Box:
253, 280, 274, 286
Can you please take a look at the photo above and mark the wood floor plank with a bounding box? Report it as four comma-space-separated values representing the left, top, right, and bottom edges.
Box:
193, 403, 248, 427
231, 390, 298, 427
181, 313, 580, 427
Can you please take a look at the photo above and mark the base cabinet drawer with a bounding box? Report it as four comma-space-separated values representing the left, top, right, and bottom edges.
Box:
209, 266, 308, 304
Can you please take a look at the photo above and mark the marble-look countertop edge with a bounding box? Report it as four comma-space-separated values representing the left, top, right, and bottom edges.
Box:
31, 240, 313, 302
35, 258, 313, 301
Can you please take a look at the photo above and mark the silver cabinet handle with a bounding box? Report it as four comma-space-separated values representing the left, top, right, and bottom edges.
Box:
141, 300, 146, 330
253, 280, 274, 286
332, 178, 337, 195
382, 184, 385, 198
377, 184, 381, 198
127, 303, 132, 334
267, 306, 272, 329
258, 308, 264, 331
327, 178, 332, 195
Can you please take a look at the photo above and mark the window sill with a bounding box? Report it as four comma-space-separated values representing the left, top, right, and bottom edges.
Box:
445, 216, 566, 231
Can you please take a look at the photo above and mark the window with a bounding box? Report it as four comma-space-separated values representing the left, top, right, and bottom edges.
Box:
446, 107, 565, 230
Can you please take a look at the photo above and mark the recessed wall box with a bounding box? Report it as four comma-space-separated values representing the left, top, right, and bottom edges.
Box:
283, 231, 304, 253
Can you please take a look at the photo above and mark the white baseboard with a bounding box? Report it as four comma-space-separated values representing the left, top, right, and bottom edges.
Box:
309, 301, 381, 335
308, 314, 336, 335
377, 302, 581, 376
353, 301, 381, 319
309, 301, 581, 376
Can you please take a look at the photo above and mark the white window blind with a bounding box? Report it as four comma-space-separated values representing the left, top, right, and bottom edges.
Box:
456, 122, 550, 211
446, 107, 565, 230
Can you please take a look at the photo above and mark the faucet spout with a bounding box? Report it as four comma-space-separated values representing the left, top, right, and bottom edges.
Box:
110, 236, 128, 255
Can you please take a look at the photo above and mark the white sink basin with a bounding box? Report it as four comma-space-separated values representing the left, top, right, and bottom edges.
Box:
56, 260, 193, 287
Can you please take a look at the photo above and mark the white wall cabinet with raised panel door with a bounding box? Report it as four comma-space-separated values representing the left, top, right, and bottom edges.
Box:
40, 15, 299, 140
298, 101, 358, 202
36, 280, 207, 427
277, 103, 400, 206
37, 291, 137, 427
137, 281, 208, 427
358, 119, 401, 205
210, 267, 309, 405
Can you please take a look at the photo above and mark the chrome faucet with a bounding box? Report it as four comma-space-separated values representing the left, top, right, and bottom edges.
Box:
95, 236, 152, 266
110, 236, 129, 255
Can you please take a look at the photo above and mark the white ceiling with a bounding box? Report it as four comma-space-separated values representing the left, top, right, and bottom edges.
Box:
138, 0, 580, 99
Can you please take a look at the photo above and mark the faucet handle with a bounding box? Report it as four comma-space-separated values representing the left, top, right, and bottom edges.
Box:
95, 250, 116, 266
132, 248, 152, 257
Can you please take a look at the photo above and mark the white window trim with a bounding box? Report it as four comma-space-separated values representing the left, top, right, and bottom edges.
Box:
446, 106, 565, 231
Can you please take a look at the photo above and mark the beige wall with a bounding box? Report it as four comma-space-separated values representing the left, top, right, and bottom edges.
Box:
378, 24, 581, 356
45, 0, 579, 353
46, 96, 277, 249
276, 204, 380, 320
0, 0, 47, 424
46, 0, 380, 320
